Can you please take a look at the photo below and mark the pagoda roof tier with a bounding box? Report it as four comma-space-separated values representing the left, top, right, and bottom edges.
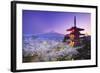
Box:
67, 26, 84, 31
70, 32, 85, 35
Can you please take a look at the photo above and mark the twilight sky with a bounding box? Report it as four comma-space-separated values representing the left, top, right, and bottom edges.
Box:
23, 10, 91, 35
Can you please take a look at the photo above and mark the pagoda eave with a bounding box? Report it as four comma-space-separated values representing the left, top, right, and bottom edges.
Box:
67, 27, 84, 31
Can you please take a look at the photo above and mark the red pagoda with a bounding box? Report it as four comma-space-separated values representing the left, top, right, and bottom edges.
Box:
66, 16, 85, 47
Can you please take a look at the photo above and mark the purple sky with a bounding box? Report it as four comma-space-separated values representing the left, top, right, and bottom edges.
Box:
23, 10, 91, 35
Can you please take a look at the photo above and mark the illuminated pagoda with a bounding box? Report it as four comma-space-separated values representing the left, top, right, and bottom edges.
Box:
66, 16, 85, 47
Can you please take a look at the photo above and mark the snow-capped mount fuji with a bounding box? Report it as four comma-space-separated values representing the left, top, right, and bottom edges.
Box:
23, 31, 65, 41
36, 31, 64, 41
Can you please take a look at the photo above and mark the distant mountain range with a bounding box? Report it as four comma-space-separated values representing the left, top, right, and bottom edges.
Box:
23, 32, 64, 41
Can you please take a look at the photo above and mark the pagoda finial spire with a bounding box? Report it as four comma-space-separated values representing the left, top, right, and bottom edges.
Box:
74, 16, 76, 27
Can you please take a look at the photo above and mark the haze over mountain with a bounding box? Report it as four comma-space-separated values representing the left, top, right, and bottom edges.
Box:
24, 31, 64, 41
